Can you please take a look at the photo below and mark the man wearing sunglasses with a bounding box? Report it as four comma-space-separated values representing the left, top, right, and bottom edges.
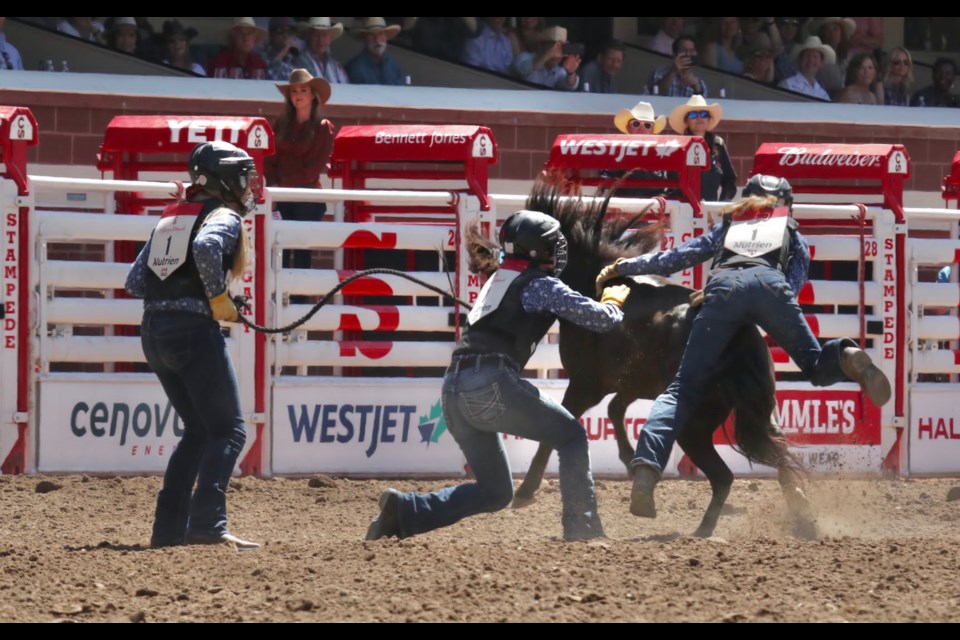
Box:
649, 35, 709, 97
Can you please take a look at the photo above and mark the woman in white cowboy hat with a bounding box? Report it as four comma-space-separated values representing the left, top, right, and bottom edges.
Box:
264, 68, 336, 283
345, 17, 406, 85
668, 95, 736, 201
294, 17, 350, 84
206, 17, 268, 80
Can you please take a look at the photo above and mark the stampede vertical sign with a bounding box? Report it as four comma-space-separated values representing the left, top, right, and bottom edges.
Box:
0, 107, 39, 474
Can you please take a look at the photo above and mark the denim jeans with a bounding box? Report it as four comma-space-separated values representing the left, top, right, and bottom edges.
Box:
632, 265, 851, 473
393, 355, 604, 540
140, 310, 247, 544
278, 200, 327, 271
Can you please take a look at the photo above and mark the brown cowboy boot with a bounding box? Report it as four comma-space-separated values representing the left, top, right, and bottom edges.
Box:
840, 347, 891, 406
630, 465, 660, 518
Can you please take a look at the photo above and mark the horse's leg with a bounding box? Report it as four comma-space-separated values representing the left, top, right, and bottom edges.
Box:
512, 382, 603, 509
771, 426, 819, 539
607, 393, 636, 475
511, 444, 552, 509
677, 419, 733, 539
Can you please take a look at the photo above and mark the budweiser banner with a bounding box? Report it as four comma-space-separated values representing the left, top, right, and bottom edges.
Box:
753, 143, 910, 181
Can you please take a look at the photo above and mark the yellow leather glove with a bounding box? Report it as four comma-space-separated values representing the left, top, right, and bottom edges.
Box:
209, 291, 239, 322
689, 289, 705, 307
600, 284, 631, 309
596, 258, 628, 297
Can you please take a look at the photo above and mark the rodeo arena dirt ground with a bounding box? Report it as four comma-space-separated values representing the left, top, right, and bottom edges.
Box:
1, 473, 959, 622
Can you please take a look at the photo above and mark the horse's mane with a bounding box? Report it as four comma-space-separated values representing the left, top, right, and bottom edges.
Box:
467, 170, 663, 278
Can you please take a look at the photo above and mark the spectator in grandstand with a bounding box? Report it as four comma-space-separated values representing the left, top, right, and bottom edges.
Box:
910, 57, 959, 108
405, 17, 477, 62
509, 17, 546, 59
848, 17, 885, 58
57, 17, 104, 43
0, 17, 24, 71
740, 32, 776, 84
809, 17, 856, 97
126, 140, 261, 551
668, 95, 737, 201
650, 17, 685, 56
777, 36, 833, 101
264, 68, 335, 280
837, 53, 884, 105
881, 47, 914, 107
595, 175, 891, 521
258, 17, 300, 81
648, 35, 708, 97
365, 210, 631, 543
157, 19, 204, 75
578, 38, 625, 93
701, 17, 744, 75
607, 101, 671, 198
206, 17, 268, 80
103, 17, 140, 55
512, 25, 581, 91
773, 17, 806, 83
462, 17, 513, 75
345, 17, 405, 86
295, 17, 350, 85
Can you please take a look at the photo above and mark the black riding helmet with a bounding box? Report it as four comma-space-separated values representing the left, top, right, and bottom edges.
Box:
499, 210, 568, 276
742, 174, 794, 209
188, 141, 259, 214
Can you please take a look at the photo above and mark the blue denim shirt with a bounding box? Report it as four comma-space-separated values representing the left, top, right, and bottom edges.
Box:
615, 221, 810, 294
521, 275, 623, 332
125, 206, 242, 317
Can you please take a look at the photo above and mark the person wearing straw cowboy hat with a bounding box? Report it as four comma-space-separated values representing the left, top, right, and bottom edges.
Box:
776, 36, 834, 101
345, 17, 405, 85
808, 17, 856, 96
605, 101, 668, 198
264, 68, 335, 283
512, 25, 581, 91
668, 95, 736, 201
206, 17, 268, 80
295, 17, 350, 84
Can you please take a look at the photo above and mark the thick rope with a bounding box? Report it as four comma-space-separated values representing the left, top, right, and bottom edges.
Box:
231, 268, 474, 334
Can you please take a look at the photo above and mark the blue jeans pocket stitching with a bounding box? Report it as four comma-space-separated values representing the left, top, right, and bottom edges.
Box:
459, 383, 505, 424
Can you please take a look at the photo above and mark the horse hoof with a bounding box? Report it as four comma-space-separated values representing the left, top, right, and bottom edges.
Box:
693, 527, 714, 538
511, 494, 536, 509
791, 518, 819, 541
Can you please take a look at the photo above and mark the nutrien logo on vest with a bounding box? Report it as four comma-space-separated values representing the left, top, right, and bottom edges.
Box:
777, 147, 881, 168
70, 401, 183, 452
287, 400, 447, 458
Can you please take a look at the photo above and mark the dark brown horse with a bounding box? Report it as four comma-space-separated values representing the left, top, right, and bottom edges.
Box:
469, 172, 815, 538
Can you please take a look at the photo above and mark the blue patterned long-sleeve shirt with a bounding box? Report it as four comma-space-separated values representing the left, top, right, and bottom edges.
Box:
521, 276, 623, 332
615, 221, 810, 294
125, 207, 241, 317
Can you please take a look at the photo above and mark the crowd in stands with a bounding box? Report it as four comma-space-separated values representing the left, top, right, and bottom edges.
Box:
3, 17, 959, 108
639, 17, 958, 106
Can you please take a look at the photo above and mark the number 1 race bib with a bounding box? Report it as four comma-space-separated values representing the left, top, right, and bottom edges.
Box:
147, 203, 203, 280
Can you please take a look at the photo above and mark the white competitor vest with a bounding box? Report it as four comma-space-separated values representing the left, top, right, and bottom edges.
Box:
147, 202, 203, 280
722, 206, 790, 258
467, 267, 522, 325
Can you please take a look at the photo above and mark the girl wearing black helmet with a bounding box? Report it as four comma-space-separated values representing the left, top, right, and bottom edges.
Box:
366, 210, 631, 542
596, 174, 890, 520
125, 140, 260, 550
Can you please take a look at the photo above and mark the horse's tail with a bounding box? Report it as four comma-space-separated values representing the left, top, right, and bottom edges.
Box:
464, 220, 501, 277
721, 327, 806, 480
